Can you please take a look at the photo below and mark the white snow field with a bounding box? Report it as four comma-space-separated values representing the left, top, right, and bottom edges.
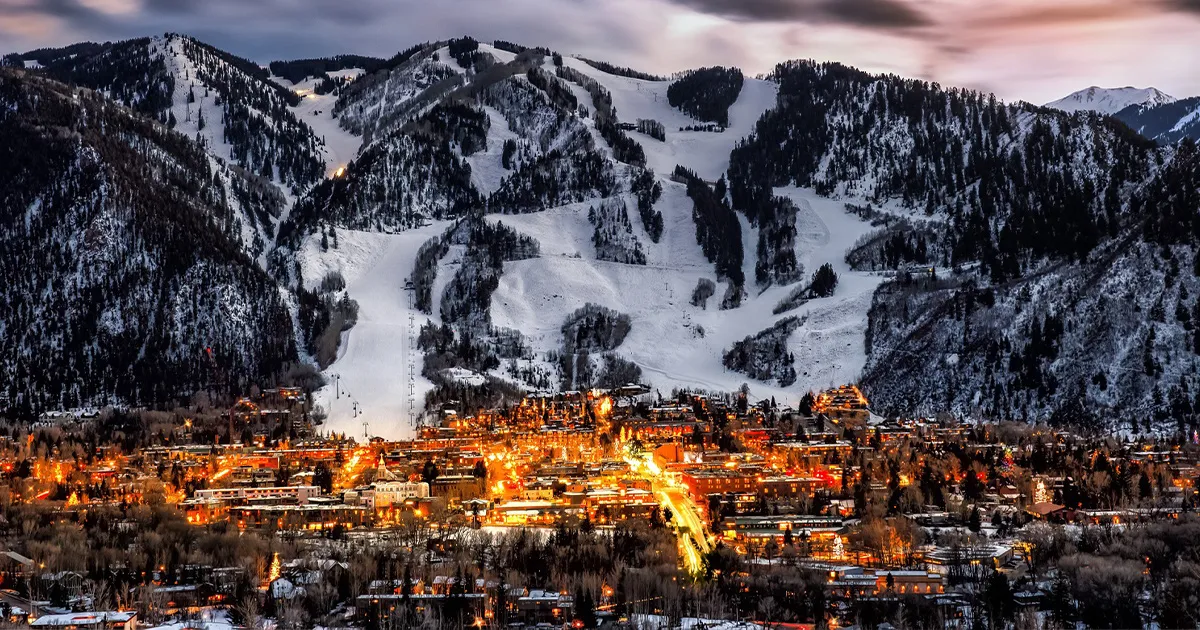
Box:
299, 53, 883, 439
297, 222, 453, 440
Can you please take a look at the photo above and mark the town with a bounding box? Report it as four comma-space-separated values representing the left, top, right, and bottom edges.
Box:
1, 383, 1199, 630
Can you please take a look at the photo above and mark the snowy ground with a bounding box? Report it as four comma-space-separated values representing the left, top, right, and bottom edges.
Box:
145, 608, 235, 630
297, 223, 452, 441
629, 614, 759, 630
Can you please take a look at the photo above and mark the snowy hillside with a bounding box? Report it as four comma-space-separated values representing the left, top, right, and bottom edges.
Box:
32, 33, 349, 261
1046, 86, 1175, 115
488, 187, 882, 407
273, 69, 366, 177
0, 68, 298, 413
1115, 96, 1200, 145
555, 55, 778, 180
294, 224, 453, 439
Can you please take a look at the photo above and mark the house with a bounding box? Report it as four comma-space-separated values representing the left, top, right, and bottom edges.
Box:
1026, 501, 1066, 520
516, 589, 573, 625
0, 550, 34, 583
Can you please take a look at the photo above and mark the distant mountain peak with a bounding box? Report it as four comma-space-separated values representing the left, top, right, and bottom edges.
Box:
1046, 86, 1176, 115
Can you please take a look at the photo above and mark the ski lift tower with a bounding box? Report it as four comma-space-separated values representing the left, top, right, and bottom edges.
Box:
404, 277, 417, 429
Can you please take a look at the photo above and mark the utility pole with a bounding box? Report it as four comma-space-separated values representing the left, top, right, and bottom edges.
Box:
406, 282, 417, 429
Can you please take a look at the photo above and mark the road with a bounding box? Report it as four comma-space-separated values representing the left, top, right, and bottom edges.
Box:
657, 486, 711, 575
626, 455, 712, 575
0, 588, 35, 617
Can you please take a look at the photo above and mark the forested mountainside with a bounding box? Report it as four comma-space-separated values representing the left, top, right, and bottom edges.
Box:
331, 43, 457, 142
0, 69, 299, 415
725, 59, 1200, 423
667, 66, 744, 127
277, 44, 616, 253
30, 34, 327, 196
1116, 96, 1200, 145
268, 55, 388, 85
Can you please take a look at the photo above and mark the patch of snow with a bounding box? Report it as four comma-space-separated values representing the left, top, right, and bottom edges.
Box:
1170, 104, 1200, 133
465, 105, 522, 196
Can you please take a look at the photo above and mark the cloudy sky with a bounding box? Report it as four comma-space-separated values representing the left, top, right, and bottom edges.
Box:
2, 0, 1197, 104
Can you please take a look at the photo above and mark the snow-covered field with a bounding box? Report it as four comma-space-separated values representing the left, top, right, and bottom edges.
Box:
466, 105, 522, 195
298, 223, 452, 440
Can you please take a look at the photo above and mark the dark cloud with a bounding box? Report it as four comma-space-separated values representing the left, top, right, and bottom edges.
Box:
0, 0, 655, 66
664, 0, 929, 29
820, 0, 929, 28
1167, 0, 1200, 12
140, 0, 197, 15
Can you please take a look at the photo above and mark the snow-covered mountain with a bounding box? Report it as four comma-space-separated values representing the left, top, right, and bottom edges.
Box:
0, 68, 298, 414
7, 35, 1200, 437
1046, 86, 1175, 115
1114, 96, 1200, 145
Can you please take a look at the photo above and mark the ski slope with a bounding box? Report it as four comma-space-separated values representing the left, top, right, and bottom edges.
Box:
274, 69, 366, 177
489, 186, 883, 405
558, 56, 778, 181
297, 223, 452, 440
300, 53, 883, 432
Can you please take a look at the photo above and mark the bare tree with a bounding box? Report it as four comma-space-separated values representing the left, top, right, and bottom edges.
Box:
233, 595, 262, 630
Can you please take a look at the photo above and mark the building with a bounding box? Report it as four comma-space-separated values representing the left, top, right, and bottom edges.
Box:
491, 501, 584, 525
356, 593, 486, 626
431, 475, 485, 501
365, 481, 430, 509
759, 475, 828, 498
826, 567, 944, 598
813, 385, 871, 424
516, 589, 574, 625
179, 498, 229, 525
719, 515, 846, 551
679, 470, 759, 501
231, 502, 368, 531
30, 612, 137, 630
193, 485, 320, 505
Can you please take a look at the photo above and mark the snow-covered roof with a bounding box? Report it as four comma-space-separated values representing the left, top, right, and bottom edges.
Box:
31, 611, 135, 627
